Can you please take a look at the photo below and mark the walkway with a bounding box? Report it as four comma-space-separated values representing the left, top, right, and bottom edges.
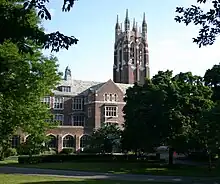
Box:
0, 166, 220, 183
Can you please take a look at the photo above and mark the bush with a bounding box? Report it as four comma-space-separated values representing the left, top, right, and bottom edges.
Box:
188, 151, 217, 162
4, 148, 17, 157
18, 154, 165, 164
59, 148, 75, 155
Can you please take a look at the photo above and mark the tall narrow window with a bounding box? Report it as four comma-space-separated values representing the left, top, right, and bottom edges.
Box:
130, 42, 135, 64
113, 94, 117, 102
104, 93, 108, 101
53, 97, 64, 109
88, 107, 92, 118
109, 94, 113, 101
11, 135, 20, 148
73, 98, 83, 110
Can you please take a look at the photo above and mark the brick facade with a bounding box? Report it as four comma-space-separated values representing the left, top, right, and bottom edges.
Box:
11, 10, 150, 152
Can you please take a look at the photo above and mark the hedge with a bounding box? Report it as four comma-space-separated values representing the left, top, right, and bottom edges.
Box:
18, 154, 164, 164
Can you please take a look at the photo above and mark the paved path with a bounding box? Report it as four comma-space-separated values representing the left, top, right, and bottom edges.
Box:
0, 166, 220, 183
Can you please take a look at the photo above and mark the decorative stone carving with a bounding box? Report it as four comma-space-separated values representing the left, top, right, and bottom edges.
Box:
122, 60, 126, 66
131, 65, 136, 70
139, 65, 145, 71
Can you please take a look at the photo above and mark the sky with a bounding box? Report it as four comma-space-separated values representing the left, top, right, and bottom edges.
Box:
43, 0, 220, 82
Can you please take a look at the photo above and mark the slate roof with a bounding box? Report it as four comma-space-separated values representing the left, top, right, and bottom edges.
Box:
52, 79, 133, 96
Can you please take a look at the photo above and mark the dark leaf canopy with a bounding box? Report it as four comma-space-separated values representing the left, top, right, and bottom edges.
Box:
0, 0, 79, 53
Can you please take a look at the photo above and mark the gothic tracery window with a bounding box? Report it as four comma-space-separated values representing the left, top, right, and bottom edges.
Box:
130, 42, 135, 64
139, 44, 144, 65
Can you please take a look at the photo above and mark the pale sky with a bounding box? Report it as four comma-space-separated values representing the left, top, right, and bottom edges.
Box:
43, 0, 220, 82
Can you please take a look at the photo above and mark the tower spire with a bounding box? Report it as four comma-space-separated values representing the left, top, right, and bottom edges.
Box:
124, 9, 130, 31
115, 14, 120, 29
142, 12, 147, 38
132, 18, 136, 31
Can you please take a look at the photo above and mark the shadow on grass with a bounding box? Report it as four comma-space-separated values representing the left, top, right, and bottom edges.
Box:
20, 181, 150, 184
0, 160, 220, 177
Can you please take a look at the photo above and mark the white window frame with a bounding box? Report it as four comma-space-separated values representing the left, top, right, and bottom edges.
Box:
73, 97, 83, 110
62, 86, 71, 92
41, 96, 51, 108
53, 96, 64, 110
104, 106, 118, 117
72, 115, 85, 126
105, 121, 118, 126
54, 114, 64, 125
88, 107, 92, 118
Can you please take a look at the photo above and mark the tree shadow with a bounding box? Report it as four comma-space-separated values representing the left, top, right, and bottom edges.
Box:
21, 180, 137, 184
21, 181, 109, 184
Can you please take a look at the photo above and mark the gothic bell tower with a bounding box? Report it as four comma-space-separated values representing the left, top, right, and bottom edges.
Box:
113, 10, 150, 85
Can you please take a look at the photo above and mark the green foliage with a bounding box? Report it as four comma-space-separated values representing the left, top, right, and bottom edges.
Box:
18, 154, 162, 164
88, 124, 122, 153
0, 0, 61, 159
60, 148, 75, 155
123, 70, 215, 157
4, 148, 17, 158
0, 0, 78, 53
175, 0, 220, 47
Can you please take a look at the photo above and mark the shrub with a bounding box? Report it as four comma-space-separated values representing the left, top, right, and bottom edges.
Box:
188, 151, 217, 162
18, 154, 165, 164
59, 148, 75, 155
4, 148, 17, 157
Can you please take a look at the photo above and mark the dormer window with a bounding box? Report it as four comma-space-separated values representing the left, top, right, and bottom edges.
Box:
62, 86, 71, 92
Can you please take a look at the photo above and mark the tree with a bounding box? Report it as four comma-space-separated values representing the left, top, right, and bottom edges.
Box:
0, 40, 60, 159
88, 124, 122, 153
0, 1, 61, 159
123, 70, 214, 164
197, 104, 220, 169
175, 0, 220, 47
0, 0, 79, 54
204, 63, 220, 102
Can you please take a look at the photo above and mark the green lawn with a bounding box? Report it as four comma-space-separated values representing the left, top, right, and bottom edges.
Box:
0, 174, 161, 184
1, 158, 220, 177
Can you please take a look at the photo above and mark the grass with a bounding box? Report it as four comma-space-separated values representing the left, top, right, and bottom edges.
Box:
0, 174, 162, 184
1, 158, 220, 177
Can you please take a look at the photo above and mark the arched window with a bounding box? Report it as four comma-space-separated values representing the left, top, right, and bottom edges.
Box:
63, 135, 75, 148
11, 135, 20, 148
109, 94, 113, 101
80, 135, 91, 148
113, 94, 117, 101
104, 93, 108, 101
47, 135, 57, 148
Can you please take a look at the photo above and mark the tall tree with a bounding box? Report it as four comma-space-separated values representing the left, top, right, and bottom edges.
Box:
204, 63, 220, 102
0, 0, 61, 159
123, 70, 214, 164
175, 0, 220, 47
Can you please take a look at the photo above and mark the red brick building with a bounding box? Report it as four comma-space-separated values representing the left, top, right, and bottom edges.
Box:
12, 10, 150, 152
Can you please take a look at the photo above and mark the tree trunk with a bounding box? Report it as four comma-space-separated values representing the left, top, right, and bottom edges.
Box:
208, 152, 212, 171
169, 147, 174, 165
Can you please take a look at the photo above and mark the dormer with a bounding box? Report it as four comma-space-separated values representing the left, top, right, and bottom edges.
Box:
58, 86, 71, 92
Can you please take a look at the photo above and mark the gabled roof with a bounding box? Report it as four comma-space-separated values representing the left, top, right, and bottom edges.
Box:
52, 78, 133, 96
